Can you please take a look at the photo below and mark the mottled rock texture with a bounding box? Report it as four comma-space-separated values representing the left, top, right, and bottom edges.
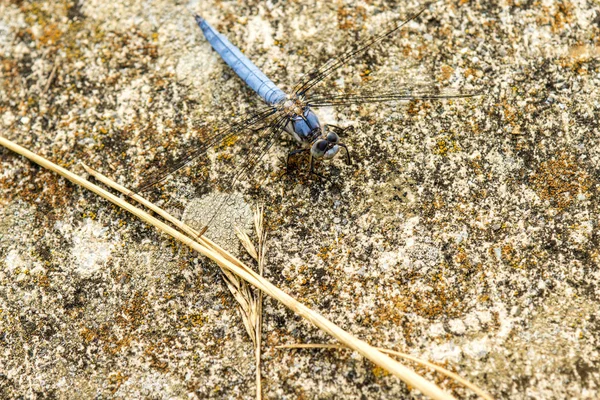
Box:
1, 0, 599, 398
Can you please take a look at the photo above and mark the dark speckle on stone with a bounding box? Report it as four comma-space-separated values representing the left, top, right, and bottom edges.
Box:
2, 0, 600, 398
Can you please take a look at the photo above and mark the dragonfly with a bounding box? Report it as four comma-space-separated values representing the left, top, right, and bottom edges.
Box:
140, 5, 478, 232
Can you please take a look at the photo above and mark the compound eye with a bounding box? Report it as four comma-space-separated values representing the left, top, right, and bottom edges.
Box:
326, 131, 339, 144
324, 144, 340, 160
311, 139, 328, 158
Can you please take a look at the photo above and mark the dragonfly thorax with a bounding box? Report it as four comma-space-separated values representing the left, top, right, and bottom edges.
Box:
280, 98, 304, 115
281, 104, 343, 161
284, 106, 323, 146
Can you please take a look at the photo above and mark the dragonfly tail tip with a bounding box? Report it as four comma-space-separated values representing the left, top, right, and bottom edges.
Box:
193, 14, 204, 24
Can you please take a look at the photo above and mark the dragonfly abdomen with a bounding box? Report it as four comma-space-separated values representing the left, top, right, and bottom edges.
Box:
195, 16, 287, 106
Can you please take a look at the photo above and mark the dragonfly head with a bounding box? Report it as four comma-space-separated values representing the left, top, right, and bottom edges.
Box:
310, 130, 341, 160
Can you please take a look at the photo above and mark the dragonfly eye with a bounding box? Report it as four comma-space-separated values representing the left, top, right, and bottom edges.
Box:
323, 145, 340, 160
326, 131, 339, 144
311, 139, 329, 158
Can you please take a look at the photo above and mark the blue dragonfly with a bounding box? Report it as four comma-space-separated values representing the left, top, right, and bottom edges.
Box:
141, 6, 478, 231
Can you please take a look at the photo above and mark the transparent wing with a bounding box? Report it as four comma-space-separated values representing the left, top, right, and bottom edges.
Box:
198, 113, 289, 231
137, 105, 277, 191
215, 114, 288, 191
292, 6, 428, 97
306, 86, 482, 107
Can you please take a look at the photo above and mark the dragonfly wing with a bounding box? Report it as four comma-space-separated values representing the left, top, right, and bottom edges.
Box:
306, 86, 482, 107
292, 6, 428, 96
221, 114, 288, 186
199, 114, 288, 231
137, 105, 277, 191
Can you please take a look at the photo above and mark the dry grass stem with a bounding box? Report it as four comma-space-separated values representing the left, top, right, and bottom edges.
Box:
235, 206, 268, 400
221, 270, 258, 346
42, 61, 58, 94
277, 344, 493, 400
1, 135, 456, 400
81, 162, 203, 241
254, 206, 266, 400
236, 227, 258, 261
81, 163, 256, 278
82, 163, 260, 349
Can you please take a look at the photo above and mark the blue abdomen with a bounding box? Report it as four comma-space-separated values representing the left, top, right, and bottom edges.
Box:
195, 16, 287, 106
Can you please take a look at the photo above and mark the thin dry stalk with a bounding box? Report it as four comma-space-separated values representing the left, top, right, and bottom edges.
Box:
81, 163, 202, 241
277, 344, 493, 400
42, 61, 58, 94
1, 135, 456, 400
87, 163, 263, 398
83, 163, 260, 349
81, 163, 257, 279
236, 227, 259, 260
235, 206, 267, 400
221, 270, 258, 345
254, 207, 266, 400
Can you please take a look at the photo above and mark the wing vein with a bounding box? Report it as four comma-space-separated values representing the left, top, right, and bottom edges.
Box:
138, 106, 277, 191
292, 6, 428, 96
307, 90, 481, 107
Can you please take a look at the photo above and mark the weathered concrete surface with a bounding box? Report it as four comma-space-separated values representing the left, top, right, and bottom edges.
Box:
1, 0, 599, 398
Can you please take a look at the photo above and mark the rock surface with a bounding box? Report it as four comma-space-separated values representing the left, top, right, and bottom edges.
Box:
1, 0, 599, 398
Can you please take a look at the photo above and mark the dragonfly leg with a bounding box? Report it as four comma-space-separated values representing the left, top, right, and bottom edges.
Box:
326, 123, 355, 136
325, 124, 353, 166
286, 148, 309, 174
339, 143, 352, 165
309, 155, 328, 180
276, 148, 308, 182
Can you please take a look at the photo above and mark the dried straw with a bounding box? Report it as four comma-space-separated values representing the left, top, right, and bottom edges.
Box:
236, 208, 267, 400
277, 344, 493, 400
0, 135, 455, 400
84, 162, 266, 399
